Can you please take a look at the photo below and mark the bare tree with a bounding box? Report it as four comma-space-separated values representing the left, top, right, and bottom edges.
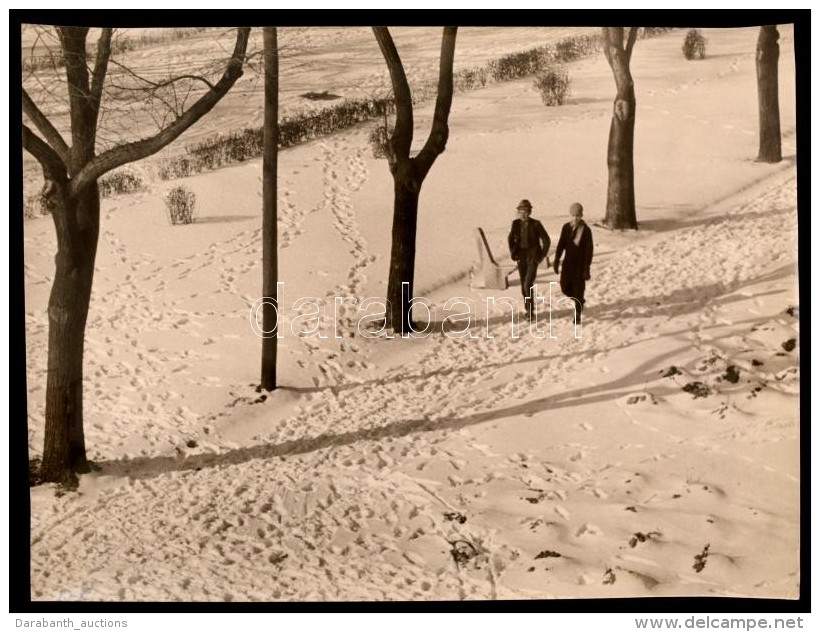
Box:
756, 25, 782, 163
261, 26, 279, 390
602, 27, 639, 230
372, 26, 457, 333
22, 26, 251, 484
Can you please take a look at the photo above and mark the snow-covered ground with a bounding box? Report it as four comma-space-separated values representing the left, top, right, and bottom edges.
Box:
24, 26, 799, 601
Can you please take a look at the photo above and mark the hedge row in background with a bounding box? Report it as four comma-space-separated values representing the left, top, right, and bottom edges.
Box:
154, 27, 675, 182
156, 97, 396, 180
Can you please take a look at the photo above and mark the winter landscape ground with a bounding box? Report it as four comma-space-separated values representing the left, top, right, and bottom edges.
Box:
20, 25, 802, 603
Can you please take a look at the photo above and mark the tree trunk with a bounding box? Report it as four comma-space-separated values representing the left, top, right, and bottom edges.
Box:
385, 168, 421, 333
602, 27, 639, 230
40, 184, 100, 485
261, 26, 279, 391
604, 88, 637, 229
374, 27, 457, 334
24, 27, 251, 484
756, 25, 782, 163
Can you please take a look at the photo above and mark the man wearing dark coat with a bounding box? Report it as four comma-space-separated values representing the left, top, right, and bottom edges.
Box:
553, 202, 594, 322
508, 199, 551, 321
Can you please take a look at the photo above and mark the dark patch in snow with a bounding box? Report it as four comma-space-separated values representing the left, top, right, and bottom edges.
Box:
693, 544, 710, 572
683, 381, 711, 398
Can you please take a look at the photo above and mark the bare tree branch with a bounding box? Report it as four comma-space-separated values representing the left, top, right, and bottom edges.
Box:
22, 88, 70, 163
601, 27, 614, 67
89, 28, 113, 121
154, 73, 217, 91
105, 73, 191, 120
69, 27, 251, 196
22, 124, 67, 177
625, 27, 639, 63
602, 27, 634, 94
58, 27, 96, 163
372, 27, 413, 163
107, 58, 217, 92
416, 27, 457, 177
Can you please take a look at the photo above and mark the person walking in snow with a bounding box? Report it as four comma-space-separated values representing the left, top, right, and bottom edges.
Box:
553, 202, 594, 322
508, 199, 551, 321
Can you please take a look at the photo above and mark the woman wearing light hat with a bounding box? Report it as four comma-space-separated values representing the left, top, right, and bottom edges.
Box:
508, 199, 551, 321
553, 202, 594, 322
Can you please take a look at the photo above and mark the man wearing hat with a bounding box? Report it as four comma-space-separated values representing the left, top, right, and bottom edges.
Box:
508, 199, 551, 321
553, 202, 594, 323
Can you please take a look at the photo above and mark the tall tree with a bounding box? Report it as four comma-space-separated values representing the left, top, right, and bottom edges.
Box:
373, 26, 457, 333
756, 25, 782, 163
261, 26, 279, 390
602, 27, 639, 230
22, 26, 251, 484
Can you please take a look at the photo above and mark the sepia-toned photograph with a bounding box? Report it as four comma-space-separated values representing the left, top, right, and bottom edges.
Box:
14, 13, 806, 608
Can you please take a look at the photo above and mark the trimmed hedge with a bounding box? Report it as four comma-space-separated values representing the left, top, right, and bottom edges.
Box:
98, 167, 145, 198
157, 97, 396, 179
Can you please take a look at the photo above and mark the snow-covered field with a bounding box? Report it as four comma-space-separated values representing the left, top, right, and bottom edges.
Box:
23, 26, 800, 601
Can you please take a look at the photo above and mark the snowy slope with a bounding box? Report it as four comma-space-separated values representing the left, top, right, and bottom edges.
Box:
24, 25, 799, 601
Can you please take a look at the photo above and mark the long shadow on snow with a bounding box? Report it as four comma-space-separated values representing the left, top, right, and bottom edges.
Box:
96, 303, 786, 483
96, 345, 688, 481
636, 203, 794, 233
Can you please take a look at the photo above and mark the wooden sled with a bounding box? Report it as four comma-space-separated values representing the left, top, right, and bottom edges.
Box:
470, 227, 517, 290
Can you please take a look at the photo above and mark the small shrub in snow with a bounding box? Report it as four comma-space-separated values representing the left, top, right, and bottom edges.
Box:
533, 67, 571, 106
165, 185, 196, 225
682, 29, 707, 60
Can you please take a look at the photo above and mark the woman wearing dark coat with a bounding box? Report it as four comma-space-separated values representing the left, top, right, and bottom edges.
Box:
553, 202, 594, 321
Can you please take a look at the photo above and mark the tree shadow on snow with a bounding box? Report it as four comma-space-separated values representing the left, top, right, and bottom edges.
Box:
95, 345, 691, 482
589, 264, 794, 323
636, 204, 794, 233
